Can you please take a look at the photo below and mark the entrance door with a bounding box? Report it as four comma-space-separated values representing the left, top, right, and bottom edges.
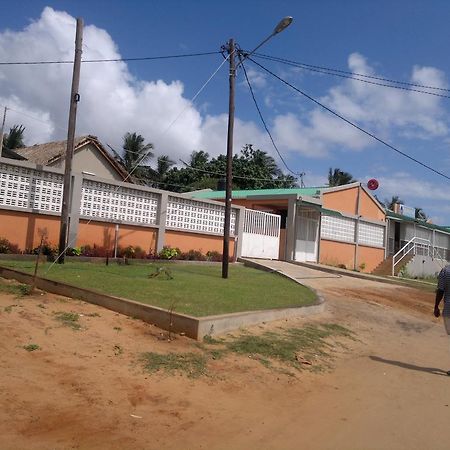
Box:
295, 208, 319, 262
394, 222, 401, 253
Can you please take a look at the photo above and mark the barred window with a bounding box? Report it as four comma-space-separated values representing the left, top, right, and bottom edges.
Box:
321, 215, 355, 243
358, 221, 385, 247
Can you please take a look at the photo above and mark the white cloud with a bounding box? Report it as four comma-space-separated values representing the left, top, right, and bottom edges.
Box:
198, 113, 270, 155
1, 8, 449, 172
242, 67, 267, 89
267, 52, 449, 158
370, 171, 449, 201
0, 8, 215, 163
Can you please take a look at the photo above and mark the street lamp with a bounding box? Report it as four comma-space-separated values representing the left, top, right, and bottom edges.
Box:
221, 17, 293, 279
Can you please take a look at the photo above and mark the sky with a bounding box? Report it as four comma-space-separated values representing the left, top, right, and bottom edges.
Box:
1, 1, 450, 224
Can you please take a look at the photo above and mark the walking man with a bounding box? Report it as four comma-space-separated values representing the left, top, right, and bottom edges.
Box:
434, 264, 450, 375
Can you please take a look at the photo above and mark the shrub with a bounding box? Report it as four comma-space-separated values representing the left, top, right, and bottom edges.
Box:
117, 245, 147, 259
179, 249, 207, 261
0, 237, 20, 254
32, 242, 58, 258
206, 250, 222, 262
67, 247, 82, 256
80, 244, 109, 257
158, 246, 180, 260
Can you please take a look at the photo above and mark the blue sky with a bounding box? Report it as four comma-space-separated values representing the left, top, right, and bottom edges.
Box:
1, 1, 450, 224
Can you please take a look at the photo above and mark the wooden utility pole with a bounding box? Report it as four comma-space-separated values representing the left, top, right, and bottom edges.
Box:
222, 39, 236, 279
0, 106, 7, 157
58, 18, 83, 264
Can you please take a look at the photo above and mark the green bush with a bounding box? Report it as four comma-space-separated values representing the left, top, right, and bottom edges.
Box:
80, 244, 109, 257
0, 237, 21, 254
158, 246, 180, 260
206, 251, 222, 262
67, 247, 82, 256
118, 245, 147, 259
179, 249, 207, 261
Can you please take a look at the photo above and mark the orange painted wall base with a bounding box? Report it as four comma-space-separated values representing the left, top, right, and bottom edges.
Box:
319, 239, 384, 273
0, 210, 234, 258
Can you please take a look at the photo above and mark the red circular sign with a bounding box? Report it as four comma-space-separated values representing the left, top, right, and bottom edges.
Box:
367, 179, 379, 190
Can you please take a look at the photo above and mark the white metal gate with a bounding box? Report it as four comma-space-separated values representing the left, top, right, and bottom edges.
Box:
241, 209, 281, 259
295, 208, 319, 262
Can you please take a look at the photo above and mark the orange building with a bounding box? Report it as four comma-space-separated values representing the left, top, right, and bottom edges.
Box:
190, 182, 387, 273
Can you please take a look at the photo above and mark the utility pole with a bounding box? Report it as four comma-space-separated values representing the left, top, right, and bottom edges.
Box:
0, 107, 7, 157
220, 18, 292, 279
222, 38, 236, 279
58, 18, 83, 264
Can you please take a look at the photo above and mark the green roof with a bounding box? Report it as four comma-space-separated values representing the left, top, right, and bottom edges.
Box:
386, 211, 450, 234
189, 187, 325, 200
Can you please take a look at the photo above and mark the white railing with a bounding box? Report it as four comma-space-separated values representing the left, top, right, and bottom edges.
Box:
241, 209, 281, 259
392, 237, 432, 276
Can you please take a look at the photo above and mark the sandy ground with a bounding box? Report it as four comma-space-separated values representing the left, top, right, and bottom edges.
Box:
1, 266, 449, 450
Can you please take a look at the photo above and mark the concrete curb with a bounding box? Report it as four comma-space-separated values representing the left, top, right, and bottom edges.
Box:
287, 260, 434, 288
238, 257, 326, 306
0, 254, 235, 265
0, 264, 325, 340
0, 265, 199, 339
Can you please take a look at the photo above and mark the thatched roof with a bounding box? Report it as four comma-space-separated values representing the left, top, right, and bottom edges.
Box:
1, 147, 27, 160
15, 135, 129, 180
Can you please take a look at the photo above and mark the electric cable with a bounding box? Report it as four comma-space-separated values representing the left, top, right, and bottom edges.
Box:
239, 56, 301, 178
0, 51, 221, 66
251, 53, 450, 100
248, 57, 450, 182
252, 52, 450, 93
46, 51, 231, 270
179, 159, 297, 184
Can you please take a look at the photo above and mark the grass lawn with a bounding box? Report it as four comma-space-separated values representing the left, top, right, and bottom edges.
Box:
0, 261, 317, 316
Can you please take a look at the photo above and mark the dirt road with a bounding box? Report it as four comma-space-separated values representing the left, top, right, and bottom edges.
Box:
1, 268, 448, 450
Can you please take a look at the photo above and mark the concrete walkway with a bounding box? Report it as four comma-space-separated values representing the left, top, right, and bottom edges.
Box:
243, 258, 435, 289
243, 258, 403, 292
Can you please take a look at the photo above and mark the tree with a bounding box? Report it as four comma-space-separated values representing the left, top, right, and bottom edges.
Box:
384, 195, 403, 211
2, 125, 25, 150
147, 155, 176, 189
415, 207, 427, 221
156, 155, 175, 178
163, 144, 298, 192
327, 167, 355, 187
121, 132, 154, 181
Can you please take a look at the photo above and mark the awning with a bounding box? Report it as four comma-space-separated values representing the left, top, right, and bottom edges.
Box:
316, 206, 343, 217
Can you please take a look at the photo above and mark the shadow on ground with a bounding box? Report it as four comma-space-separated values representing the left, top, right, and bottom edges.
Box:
370, 355, 448, 376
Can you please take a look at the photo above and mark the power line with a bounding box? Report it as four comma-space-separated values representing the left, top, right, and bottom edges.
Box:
47, 50, 230, 271
252, 52, 450, 93
179, 159, 297, 184
252, 54, 450, 100
0, 51, 221, 66
248, 57, 450, 182
0, 103, 67, 133
239, 55, 301, 179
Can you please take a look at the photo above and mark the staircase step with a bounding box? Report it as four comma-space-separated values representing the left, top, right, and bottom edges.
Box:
371, 254, 413, 276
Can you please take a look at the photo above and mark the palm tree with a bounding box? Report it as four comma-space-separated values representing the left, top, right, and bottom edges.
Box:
189, 150, 209, 169
327, 167, 355, 187
2, 125, 25, 150
150, 154, 175, 188
415, 207, 427, 221
122, 132, 154, 180
156, 155, 175, 178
